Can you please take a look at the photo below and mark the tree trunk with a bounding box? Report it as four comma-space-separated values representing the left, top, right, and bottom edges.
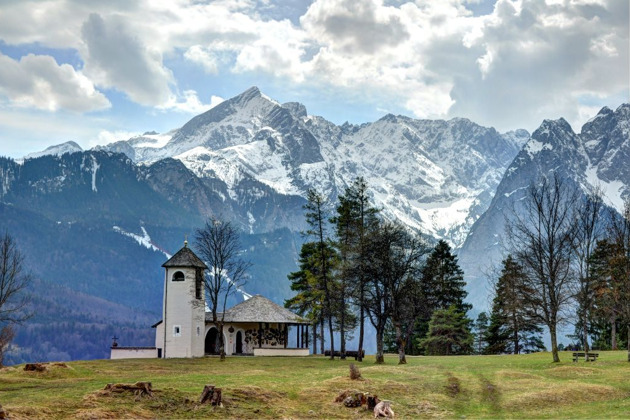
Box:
611, 316, 617, 350
582, 312, 590, 354
219, 323, 226, 361
375, 325, 385, 364
358, 303, 365, 362
627, 325, 630, 362
340, 308, 346, 360
513, 313, 519, 354
312, 322, 317, 354
550, 326, 560, 363
328, 314, 335, 360
394, 321, 406, 364
320, 318, 325, 355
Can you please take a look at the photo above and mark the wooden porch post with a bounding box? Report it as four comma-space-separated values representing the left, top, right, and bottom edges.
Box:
284, 324, 288, 349
296, 324, 300, 348
258, 322, 262, 348
305, 325, 309, 349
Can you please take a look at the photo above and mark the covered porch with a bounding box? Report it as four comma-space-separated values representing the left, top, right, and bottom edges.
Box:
205, 295, 310, 356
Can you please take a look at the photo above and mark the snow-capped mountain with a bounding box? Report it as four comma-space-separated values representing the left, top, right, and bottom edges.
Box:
23, 140, 83, 160
458, 104, 630, 306
98, 87, 526, 247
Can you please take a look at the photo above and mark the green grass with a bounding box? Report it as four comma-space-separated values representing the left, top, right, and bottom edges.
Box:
2, 351, 630, 419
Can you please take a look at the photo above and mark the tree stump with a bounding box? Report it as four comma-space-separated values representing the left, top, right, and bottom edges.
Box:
367, 395, 381, 410
104, 381, 153, 398
199, 384, 222, 406
343, 392, 366, 407
24, 363, 47, 372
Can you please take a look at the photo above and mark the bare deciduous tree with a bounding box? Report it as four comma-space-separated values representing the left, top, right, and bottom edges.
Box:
573, 188, 604, 354
0, 232, 32, 366
364, 221, 424, 364
507, 174, 579, 362
195, 218, 251, 361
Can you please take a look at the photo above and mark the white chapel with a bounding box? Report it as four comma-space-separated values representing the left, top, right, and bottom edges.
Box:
111, 242, 310, 359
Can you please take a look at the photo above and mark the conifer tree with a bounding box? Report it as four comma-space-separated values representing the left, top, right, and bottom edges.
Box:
419, 306, 473, 355
473, 312, 489, 354
485, 255, 543, 354
344, 177, 379, 361
285, 242, 327, 354
421, 240, 471, 313
330, 193, 359, 359
303, 189, 337, 359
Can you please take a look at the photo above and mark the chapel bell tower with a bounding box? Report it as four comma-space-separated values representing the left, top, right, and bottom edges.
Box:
159, 240, 207, 358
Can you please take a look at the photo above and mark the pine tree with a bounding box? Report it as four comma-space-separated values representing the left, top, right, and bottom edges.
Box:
303, 189, 337, 359
473, 312, 489, 354
485, 255, 544, 354
414, 240, 471, 352
421, 240, 471, 313
344, 177, 379, 362
419, 306, 473, 355
285, 242, 327, 354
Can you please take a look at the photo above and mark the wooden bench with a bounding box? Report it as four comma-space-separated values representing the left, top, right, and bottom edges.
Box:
572, 352, 599, 362
324, 350, 365, 360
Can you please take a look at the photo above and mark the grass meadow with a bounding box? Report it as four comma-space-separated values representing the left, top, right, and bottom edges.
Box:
2, 351, 630, 419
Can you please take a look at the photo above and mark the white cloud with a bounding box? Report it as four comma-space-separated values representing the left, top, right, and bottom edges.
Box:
92, 129, 141, 148
158, 91, 225, 114
0, 52, 110, 112
0, 0, 626, 133
184, 46, 219, 74
80, 13, 174, 106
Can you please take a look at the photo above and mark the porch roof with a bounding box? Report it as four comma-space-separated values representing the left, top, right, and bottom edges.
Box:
206, 295, 308, 324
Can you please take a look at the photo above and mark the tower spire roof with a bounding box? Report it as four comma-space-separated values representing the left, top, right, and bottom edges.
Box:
162, 245, 207, 269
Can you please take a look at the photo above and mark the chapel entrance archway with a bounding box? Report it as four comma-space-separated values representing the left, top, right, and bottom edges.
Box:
205, 327, 219, 355
236, 331, 243, 354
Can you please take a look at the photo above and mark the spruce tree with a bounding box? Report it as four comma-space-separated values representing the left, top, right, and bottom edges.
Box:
473, 312, 489, 354
421, 240, 471, 313
419, 306, 473, 355
485, 255, 544, 354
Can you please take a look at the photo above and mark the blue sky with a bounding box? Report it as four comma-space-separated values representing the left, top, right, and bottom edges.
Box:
0, 0, 628, 158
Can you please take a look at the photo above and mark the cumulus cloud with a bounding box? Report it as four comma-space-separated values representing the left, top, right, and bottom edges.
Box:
0, 0, 627, 132
0, 52, 110, 112
184, 46, 220, 74
158, 90, 225, 114
301, 0, 409, 54
80, 13, 174, 106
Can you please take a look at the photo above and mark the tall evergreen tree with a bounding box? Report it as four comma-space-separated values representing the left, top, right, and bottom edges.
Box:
285, 242, 327, 354
473, 312, 489, 354
415, 240, 471, 352
344, 177, 379, 362
421, 240, 471, 313
590, 239, 621, 350
330, 193, 358, 359
485, 255, 544, 354
303, 189, 337, 359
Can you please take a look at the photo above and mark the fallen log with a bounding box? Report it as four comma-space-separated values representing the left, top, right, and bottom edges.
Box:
199, 384, 222, 406
104, 381, 153, 398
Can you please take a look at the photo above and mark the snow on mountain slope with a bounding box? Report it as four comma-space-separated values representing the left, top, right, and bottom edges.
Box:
23, 141, 83, 160
458, 104, 630, 307
98, 87, 525, 247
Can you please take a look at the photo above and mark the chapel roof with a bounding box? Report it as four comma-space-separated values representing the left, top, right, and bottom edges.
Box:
162, 243, 207, 269
206, 295, 307, 324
